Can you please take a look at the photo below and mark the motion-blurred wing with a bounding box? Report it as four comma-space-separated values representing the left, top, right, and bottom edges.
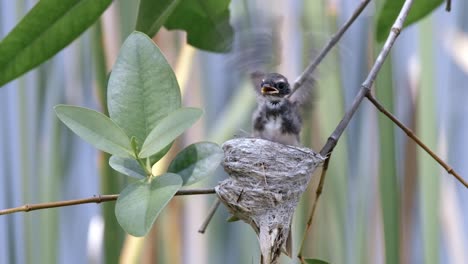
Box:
227, 10, 281, 95
250, 70, 265, 95
289, 75, 316, 107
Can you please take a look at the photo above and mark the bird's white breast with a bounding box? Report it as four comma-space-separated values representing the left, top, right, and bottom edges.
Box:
260, 116, 299, 146
264, 116, 282, 137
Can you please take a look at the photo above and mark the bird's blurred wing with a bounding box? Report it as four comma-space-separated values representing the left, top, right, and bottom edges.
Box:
289, 76, 316, 107
250, 70, 266, 95
226, 10, 282, 96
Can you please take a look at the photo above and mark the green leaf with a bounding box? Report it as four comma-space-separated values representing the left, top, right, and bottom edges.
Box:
304, 259, 329, 264
164, 0, 234, 52
0, 0, 112, 87
54, 105, 133, 158
115, 173, 182, 236
139, 107, 202, 158
108, 32, 181, 149
135, 0, 181, 37
168, 142, 223, 186
109, 156, 146, 179
375, 0, 443, 42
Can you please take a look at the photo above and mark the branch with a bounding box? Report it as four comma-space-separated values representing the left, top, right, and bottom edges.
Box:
446, 0, 451, 12
0, 188, 216, 216
320, 0, 414, 156
198, 198, 221, 234
366, 93, 468, 188
288, 0, 371, 98
297, 153, 332, 260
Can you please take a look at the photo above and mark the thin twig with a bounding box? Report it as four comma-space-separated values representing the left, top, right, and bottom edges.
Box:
288, 0, 372, 98
0, 188, 216, 216
366, 93, 468, 188
177, 189, 216, 195
297, 154, 332, 259
198, 198, 221, 234
298, 0, 415, 259
446, 0, 451, 12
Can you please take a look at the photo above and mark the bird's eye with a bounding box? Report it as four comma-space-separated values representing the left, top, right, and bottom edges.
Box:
276, 82, 287, 90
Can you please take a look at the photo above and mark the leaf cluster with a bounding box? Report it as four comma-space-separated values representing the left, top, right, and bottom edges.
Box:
55, 32, 224, 236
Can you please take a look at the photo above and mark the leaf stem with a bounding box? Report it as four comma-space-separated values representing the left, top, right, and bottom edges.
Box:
136, 157, 152, 177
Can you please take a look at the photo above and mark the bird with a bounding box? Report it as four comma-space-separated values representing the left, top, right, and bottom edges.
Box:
252, 72, 305, 147
251, 72, 312, 260
223, 11, 315, 263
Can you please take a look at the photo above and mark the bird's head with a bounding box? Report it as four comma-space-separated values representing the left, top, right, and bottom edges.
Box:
260, 73, 290, 101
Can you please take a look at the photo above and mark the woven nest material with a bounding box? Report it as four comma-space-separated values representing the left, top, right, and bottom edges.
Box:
215, 138, 325, 264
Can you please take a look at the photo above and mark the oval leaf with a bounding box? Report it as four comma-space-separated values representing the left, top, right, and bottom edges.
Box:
55, 105, 133, 158
109, 156, 146, 179
375, 0, 443, 42
115, 173, 182, 236
139, 107, 202, 158
108, 32, 181, 148
0, 0, 112, 87
168, 142, 223, 186
164, 0, 234, 52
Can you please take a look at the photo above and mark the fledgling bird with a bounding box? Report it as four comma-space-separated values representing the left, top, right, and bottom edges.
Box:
227, 11, 316, 263
252, 72, 304, 147
251, 72, 311, 259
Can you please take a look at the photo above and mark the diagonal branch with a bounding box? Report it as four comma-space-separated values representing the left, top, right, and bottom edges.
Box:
198, 198, 221, 233
366, 93, 468, 188
288, 0, 372, 98
0, 188, 216, 216
297, 154, 332, 261
320, 0, 414, 156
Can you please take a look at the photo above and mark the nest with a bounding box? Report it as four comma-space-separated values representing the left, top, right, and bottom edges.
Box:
215, 138, 325, 264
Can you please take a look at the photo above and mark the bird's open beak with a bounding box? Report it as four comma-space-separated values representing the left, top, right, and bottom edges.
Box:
261, 85, 279, 95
